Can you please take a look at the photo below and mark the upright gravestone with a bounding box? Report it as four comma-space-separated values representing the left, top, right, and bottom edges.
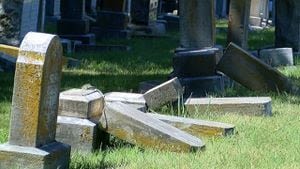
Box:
57, 0, 95, 45
250, 0, 269, 27
91, 0, 132, 39
0, 32, 70, 168
0, 0, 45, 46
227, 0, 251, 49
173, 0, 224, 97
275, 0, 300, 52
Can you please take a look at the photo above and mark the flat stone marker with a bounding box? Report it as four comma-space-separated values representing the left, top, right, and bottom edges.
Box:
0, 32, 70, 169
57, 88, 105, 153
148, 113, 235, 137
185, 97, 272, 116
105, 92, 147, 112
99, 102, 205, 152
217, 43, 300, 94
143, 77, 184, 110
259, 48, 294, 67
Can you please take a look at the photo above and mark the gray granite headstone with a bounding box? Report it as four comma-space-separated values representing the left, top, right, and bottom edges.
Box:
0, 32, 70, 169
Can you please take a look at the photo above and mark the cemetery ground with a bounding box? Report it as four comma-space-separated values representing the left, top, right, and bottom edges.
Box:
1, 21, 300, 168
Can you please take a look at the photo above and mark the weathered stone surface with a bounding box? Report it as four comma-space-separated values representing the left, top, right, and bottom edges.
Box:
0, 32, 70, 168
173, 48, 218, 77
275, 0, 300, 52
179, 0, 215, 49
0, 142, 70, 169
185, 97, 272, 116
180, 75, 225, 97
99, 102, 205, 152
148, 113, 235, 137
259, 48, 294, 67
217, 43, 300, 94
56, 116, 102, 153
143, 77, 184, 110
59, 88, 104, 121
250, 0, 269, 26
9, 32, 63, 147
105, 92, 147, 112
227, 0, 251, 49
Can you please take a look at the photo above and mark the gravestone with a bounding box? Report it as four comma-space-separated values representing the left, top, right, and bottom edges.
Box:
46, 0, 60, 17
217, 43, 300, 94
0, 32, 70, 168
259, 48, 294, 67
173, 0, 224, 97
57, 0, 96, 45
0, 0, 45, 46
275, 0, 300, 52
91, 0, 132, 39
227, 0, 251, 49
250, 0, 269, 27
215, 0, 228, 18
56, 88, 106, 153
100, 102, 205, 152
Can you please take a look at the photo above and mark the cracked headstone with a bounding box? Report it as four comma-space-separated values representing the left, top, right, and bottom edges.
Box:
0, 32, 70, 169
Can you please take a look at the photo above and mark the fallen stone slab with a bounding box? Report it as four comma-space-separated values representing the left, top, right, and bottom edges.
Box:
259, 48, 294, 67
185, 97, 272, 116
216, 43, 300, 94
104, 92, 147, 112
99, 102, 205, 152
143, 77, 184, 110
148, 113, 235, 137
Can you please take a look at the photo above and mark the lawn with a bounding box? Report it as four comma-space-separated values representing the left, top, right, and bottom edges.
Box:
1, 21, 300, 169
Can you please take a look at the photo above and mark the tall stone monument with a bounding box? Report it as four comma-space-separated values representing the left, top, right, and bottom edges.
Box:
227, 0, 251, 49
275, 0, 300, 52
173, 0, 224, 97
0, 32, 70, 168
0, 0, 45, 46
57, 0, 95, 44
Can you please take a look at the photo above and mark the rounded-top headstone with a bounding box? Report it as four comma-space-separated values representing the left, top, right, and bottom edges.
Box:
9, 32, 63, 147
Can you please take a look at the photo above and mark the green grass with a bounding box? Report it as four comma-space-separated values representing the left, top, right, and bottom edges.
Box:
1, 21, 300, 168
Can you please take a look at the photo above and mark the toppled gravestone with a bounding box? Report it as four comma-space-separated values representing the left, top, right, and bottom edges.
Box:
56, 88, 106, 153
259, 48, 294, 67
217, 43, 300, 94
148, 113, 235, 137
0, 32, 70, 169
185, 97, 272, 116
105, 92, 147, 112
99, 102, 205, 152
143, 77, 184, 110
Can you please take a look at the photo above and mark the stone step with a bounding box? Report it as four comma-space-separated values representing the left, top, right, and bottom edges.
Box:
148, 113, 235, 137
184, 97, 272, 116
99, 102, 205, 152
216, 43, 300, 94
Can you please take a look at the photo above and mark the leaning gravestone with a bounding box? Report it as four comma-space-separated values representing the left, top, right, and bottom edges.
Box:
0, 0, 45, 46
275, 0, 300, 52
227, 0, 251, 49
0, 32, 70, 168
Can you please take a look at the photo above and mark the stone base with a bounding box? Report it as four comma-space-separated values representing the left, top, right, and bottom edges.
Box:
180, 75, 225, 97
59, 34, 96, 45
56, 116, 105, 153
57, 19, 89, 35
259, 48, 294, 67
74, 44, 130, 53
91, 27, 131, 39
249, 16, 261, 27
0, 142, 70, 169
173, 48, 219, 77
96, 11, 130, 30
